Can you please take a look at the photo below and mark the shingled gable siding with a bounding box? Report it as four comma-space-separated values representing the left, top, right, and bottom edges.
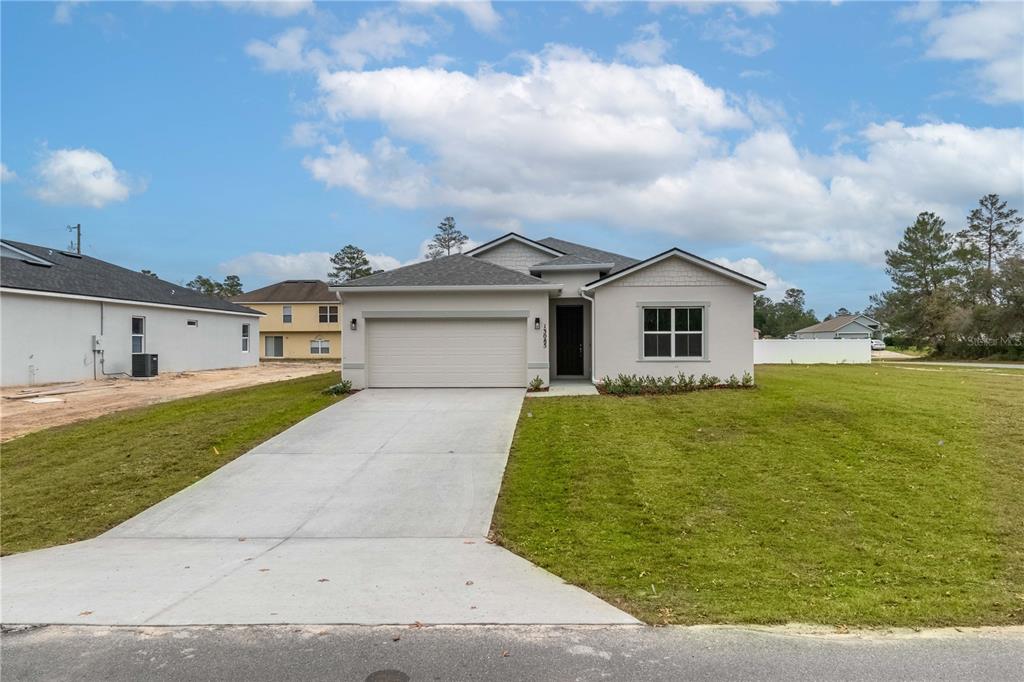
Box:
474, 241, 556, 274
612, 257, 733, 287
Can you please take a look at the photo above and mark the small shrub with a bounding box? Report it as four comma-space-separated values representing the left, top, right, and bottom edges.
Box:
528, 375, 545, 391
741, 371, 754, 387
677, 372, 697, 391
323, 379, 353, 395
725, 374, 741, 388
698, 373, 717, 390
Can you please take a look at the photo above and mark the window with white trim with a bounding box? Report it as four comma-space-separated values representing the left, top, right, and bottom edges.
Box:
131, 316, 145, 354
319, 305, 338, 323
282, 305, 292, 323
241, 323, 250, 352
309, 338, 330, 355
642, 306, 704, 358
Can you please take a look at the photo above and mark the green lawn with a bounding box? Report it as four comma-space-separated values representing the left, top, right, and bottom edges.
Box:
492, 364, 1023, 626
1, 372, 343, 555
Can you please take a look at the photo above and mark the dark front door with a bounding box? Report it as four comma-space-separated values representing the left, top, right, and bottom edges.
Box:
556, 305, 584, 376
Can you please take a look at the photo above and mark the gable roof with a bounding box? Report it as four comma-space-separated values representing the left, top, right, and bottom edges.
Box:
795, 314, 879, 334
232, 280, 335, 303
536, 237, 639, 274
332, 254, 560, 290
581, 248, 766, 291
1, 239, 262, 315
464, 233, 565, 258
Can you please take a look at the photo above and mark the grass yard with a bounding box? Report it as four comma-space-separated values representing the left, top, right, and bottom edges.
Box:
492, 364, 1024, 626
1, 372, 343, 555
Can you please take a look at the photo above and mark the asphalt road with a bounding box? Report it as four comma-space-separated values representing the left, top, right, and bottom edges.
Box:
3, 624, 1022, 681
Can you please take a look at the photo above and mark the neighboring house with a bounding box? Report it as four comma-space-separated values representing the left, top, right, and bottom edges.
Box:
794, 314, 880, 339
332, 233, 765, 388
0, 240, 261, 387
231, 280, 341, 360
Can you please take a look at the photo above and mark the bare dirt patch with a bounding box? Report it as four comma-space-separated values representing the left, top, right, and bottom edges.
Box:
1, 362, 337, 442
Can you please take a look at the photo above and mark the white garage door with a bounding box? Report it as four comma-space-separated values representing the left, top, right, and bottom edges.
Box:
367, 318, 526, 387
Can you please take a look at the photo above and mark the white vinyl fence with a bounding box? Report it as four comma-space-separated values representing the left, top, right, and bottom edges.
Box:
754, 339, 871, 365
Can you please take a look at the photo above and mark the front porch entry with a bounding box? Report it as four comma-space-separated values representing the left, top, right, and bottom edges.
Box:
555, 305, 584, 376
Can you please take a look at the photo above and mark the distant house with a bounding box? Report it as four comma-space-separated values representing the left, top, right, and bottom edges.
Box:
794, 314, 880, 339
0, 240, 262, 386
231, 280, 341, 360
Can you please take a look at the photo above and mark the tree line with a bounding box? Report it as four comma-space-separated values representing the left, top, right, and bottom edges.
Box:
326, 215, 469, 284
868, 194, 1023, 357
173, 216, 471, 297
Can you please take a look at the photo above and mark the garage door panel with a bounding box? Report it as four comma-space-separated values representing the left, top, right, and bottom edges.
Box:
368, 319, 526, 388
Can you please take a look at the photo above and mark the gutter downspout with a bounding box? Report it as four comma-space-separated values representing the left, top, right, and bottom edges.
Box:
580, 287, 596, 385
335, 291, 344, 381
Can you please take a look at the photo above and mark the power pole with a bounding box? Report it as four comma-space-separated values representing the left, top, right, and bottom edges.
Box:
66, 223, 81, 254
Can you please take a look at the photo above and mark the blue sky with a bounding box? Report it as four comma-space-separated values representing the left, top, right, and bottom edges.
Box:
2, 1, 1022, 316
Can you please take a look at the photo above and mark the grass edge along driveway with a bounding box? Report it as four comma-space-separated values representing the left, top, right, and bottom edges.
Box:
1, 372, 344, 555
492, 364, 1024, 627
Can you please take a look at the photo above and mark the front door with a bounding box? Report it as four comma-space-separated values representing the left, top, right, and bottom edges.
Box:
556, 305, 584, 376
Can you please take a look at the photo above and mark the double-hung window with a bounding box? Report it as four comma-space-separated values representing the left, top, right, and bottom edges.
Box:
241, 323, 250, 352
310, 338, 330, 355
131, 316, 145, 354
319, 305, 338, 324
642, 306, 704, 359
282, 305, 293, 324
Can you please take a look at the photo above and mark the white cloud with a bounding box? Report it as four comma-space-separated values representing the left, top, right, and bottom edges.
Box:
617, 22, 670, 65
246, 27, 315, 72
582, 1, 624, 17
290, 46, 1023, 265
650, 1, 780, 17
428, 53, 456, 68
402, 1, 502, 33
901, 1, 1024, 103
739, 68, 771, 79
53, 1, 82, 24
330, 10, 431, 70
222, 236, 482, 283
219, 1, 314, 18
702, 10, 775, 56
246, 11, 431, 73
712, 256, 793, 297
33, 148, 141, 208
221, 251, 333, 281
1, 163, 16, 183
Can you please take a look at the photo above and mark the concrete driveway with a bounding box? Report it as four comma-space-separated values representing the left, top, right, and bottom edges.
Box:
1, 389, 635, 625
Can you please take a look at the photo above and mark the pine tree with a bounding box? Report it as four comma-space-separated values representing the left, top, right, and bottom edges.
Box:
885, 212, 956, 297
956, 194, 1023, 302
427, 216, 468, 259
220, 275, 243, 298
328, 244, 374, 284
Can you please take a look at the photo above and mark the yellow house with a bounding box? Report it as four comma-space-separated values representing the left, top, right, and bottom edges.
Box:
232, 280, 341, 359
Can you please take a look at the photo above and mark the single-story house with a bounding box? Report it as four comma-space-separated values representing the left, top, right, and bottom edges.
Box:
794, 313, 880, 340
0, 239, 263, 386
231, 280, 342, 360
332, 233, 765, 388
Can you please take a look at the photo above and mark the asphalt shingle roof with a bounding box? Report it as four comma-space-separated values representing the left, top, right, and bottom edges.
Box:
531, 253, 607, 268
536, 237, 639, 274
796, 314, 877, 334
1, 240, 261, 315
334, 254, 550, 288
232, 279, 335, 303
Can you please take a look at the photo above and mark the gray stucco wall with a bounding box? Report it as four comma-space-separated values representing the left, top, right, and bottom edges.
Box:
336, 290, 551, 389
590, 258, 756, 382
1, 291, 260, 386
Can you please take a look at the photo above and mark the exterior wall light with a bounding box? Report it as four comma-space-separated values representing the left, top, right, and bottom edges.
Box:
350, 318, 358, 331
534, 317, 541, 329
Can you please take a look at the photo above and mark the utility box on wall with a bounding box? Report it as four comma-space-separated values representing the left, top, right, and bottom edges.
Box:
132, 353, 159, 378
